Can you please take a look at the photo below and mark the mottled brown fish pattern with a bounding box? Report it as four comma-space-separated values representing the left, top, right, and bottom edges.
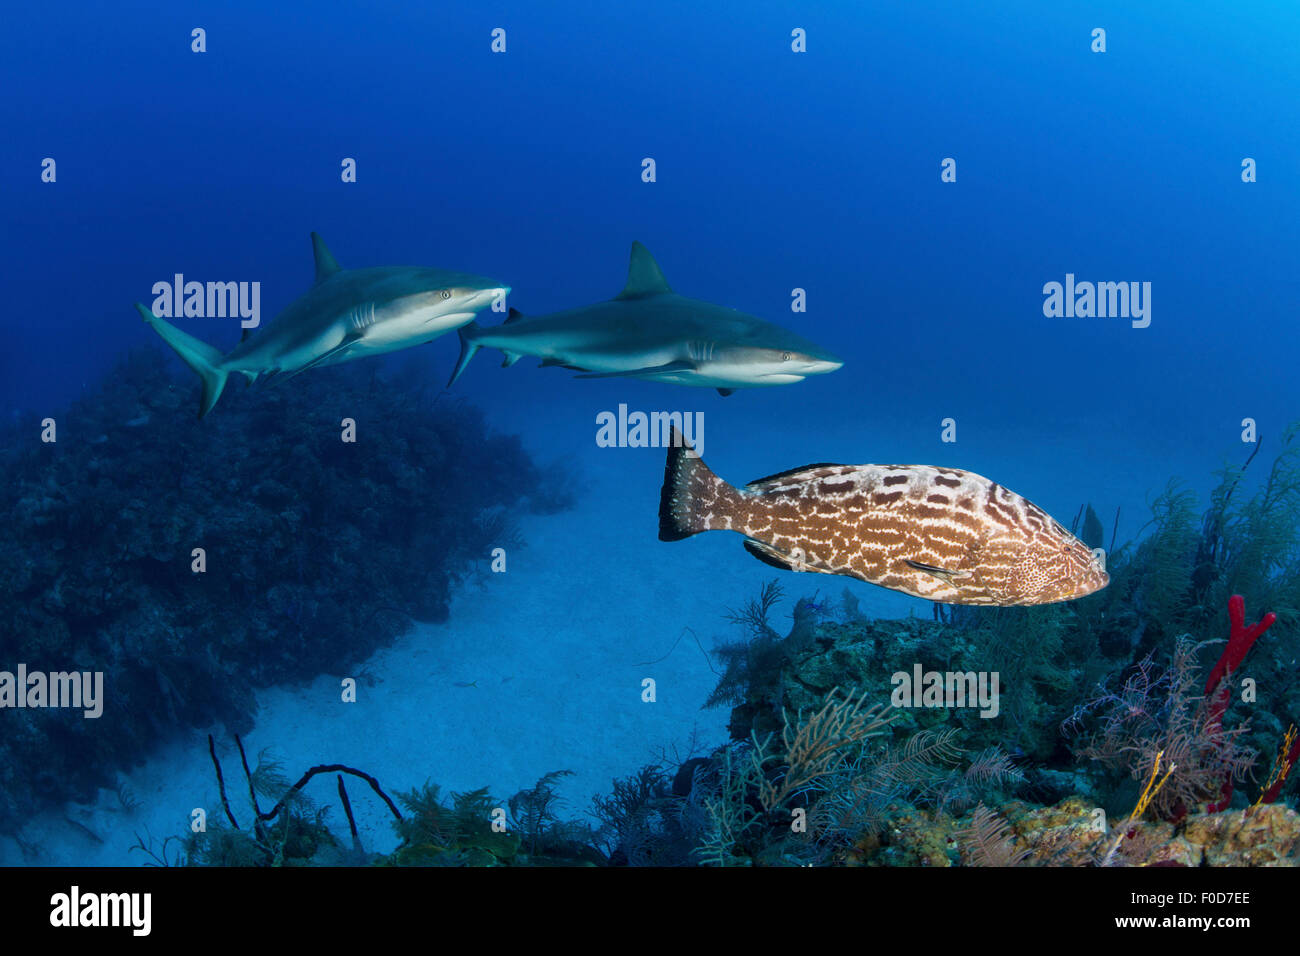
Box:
658, 431, 1108, 606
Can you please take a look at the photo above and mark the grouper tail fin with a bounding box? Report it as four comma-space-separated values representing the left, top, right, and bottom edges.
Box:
135, 303, 229, 418
658, 427, 741, 541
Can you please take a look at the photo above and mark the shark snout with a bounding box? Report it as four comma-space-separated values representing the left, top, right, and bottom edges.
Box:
466, 286, 510, 311
781, 350, 842, 378
802, 355, 843, 376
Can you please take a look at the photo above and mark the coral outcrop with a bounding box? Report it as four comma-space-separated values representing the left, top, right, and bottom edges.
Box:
0, 349, 570, 831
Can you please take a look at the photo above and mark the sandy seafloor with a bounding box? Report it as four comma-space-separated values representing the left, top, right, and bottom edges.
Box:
0, 366, 1247, 866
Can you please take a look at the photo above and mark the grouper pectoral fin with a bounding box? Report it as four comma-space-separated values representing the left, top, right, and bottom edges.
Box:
574, 360, 695, 380
743, 539, 833, 575
905, 559, 971, 582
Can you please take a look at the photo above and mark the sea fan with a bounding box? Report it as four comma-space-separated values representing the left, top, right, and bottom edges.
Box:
961, 803, 1031, 867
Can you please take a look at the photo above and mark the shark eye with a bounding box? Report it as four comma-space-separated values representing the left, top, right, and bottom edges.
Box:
781, 351, 791, 361
440, 290, 452, 299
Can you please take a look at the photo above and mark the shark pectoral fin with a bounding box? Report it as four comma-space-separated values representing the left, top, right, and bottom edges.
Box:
316, 337, 362, 363
421, 311, 473, 328
574, 360, 695, 380
273, 333, 363, 385
311, 232, 342, 284
269, 366, 317, 387
905, 559, 970, 582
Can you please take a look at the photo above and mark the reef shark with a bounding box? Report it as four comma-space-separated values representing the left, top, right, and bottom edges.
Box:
137, 233, 509, 417
446, 242, 842, 395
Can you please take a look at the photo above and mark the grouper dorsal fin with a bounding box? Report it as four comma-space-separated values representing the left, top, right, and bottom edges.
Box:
311, 232, 342, 284
617, 241, 673, 299
745, 463, 845, 491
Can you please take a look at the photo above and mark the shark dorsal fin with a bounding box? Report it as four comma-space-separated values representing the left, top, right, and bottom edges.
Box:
311, 232, 342, 284
617, 241, 672, 299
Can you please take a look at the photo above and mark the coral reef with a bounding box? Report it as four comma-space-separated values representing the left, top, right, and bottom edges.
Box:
16, 358, 1300, 867
174, 734, 600, 867
587, 427, 1300, 867
1062, 633, 1258, 821
982, 798, 1300, 867
0, 349, 571, 831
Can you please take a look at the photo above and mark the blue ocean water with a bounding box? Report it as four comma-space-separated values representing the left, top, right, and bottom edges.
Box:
2, 2, 1298, 866
6, 2, 1297, 489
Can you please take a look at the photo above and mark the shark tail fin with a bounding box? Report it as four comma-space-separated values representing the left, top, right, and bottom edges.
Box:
447, 309, 526, 387
447, 321, 482, 388
135, 303, 229, 418
659, 427, 738, 541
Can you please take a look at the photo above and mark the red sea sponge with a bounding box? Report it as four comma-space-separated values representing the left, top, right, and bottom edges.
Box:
1204, 595, 1276, 812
